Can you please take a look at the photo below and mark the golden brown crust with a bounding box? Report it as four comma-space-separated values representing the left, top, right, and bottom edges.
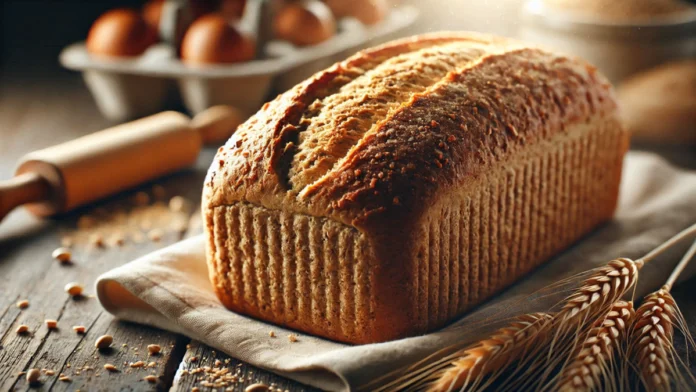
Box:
203, 32, 626, 343
204, 32, 616, 233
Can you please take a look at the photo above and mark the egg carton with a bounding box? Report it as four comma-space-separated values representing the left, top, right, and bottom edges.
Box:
59, 5, 418, 121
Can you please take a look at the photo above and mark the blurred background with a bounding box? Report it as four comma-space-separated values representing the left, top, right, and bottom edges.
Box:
0, 0, 694, 167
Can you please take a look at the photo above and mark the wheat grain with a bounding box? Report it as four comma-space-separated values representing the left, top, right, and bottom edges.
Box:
629, 288, 686, 392
558, 258, 640, 323
557, 300, 635, 392
425, 313, 553, 392
505, 258, 642, 391
627, 240, 696, 392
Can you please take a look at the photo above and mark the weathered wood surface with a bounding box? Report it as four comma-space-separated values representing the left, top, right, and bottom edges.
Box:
0, 71, 312, 391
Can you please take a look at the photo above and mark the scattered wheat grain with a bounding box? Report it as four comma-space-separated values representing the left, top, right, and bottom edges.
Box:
52, 247, 71, 263
73, 325, 86, 334
65, 282, 83, 297
95, 335, 113, 349
104, 364, 118, 372
147, 344, 161, 355
26, 368, 41, 385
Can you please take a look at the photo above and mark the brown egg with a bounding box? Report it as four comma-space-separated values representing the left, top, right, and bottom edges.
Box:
274, 1, 336, 46
87, 9, 158, 57
180, 14, 255, 64
142, 0, 164, 30
325, 0, 387, 25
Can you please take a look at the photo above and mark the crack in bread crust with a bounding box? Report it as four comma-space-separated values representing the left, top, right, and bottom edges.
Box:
269, 39, 478, 190
288, 42, 490, 192
306, 46, 616, 228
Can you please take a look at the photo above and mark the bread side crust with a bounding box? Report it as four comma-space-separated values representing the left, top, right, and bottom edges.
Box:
205, 114, 628, 344
203, 32, 626, 343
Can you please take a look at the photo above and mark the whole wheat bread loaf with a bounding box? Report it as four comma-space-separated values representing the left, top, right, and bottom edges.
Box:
203, 32, 629, 344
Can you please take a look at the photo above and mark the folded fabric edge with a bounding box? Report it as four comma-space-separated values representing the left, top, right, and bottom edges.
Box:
95, 262, 349, 392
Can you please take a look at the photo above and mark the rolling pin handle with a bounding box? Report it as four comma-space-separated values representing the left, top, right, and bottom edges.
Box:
0, 172, 51, 221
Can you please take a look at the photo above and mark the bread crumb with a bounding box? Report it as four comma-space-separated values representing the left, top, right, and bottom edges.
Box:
45, 319, 58, 329
65, 282, 84, 297
16, 300, 29, 309
73, 325, 86, 334
52, 247, 72, 263
268, 331, 276, 338
147, 344, 161, 355
16, 325, 29, 334
95, 335, 113, 350
104, 364, 118, 372
90, 233, 104, 247
288, 334, 298, 343
26, 368, 41, 385
130, 361, 145, 368
144, 375, 157, 383
59, 375, 71, 382
110, 233, 125, 247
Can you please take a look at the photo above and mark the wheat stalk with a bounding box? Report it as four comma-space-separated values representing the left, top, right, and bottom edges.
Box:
424, 313, 552, 392
629, 240, 696, 392
556, 300, 635, 392
630, 288, 678, 391
507, 258, 643, 391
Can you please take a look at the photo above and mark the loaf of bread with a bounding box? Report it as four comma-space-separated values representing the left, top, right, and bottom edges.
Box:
203, 32, 628, 344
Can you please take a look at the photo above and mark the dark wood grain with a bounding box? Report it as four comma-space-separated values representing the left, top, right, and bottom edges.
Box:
171, 341, 321, 392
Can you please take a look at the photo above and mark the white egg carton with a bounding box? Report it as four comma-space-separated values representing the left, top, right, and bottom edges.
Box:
59, 5, 418, 121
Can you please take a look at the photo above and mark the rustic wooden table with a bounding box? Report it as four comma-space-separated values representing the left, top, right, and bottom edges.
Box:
0, 69, 318, 391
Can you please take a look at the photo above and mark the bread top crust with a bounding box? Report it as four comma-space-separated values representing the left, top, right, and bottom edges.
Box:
203, 32, 618, 236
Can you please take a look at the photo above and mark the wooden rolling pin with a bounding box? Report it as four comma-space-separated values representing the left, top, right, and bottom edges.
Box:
0, 105, 244, 222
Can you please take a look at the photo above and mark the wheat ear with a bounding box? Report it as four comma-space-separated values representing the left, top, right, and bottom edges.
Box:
629, 240, 696, 392
417, 258, 642, 392
556, 300, 635, 392
507, 258, 642, 391
423, 313, 552, 392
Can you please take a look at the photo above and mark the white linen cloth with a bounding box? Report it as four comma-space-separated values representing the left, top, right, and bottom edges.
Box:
96, 152, 696, 391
